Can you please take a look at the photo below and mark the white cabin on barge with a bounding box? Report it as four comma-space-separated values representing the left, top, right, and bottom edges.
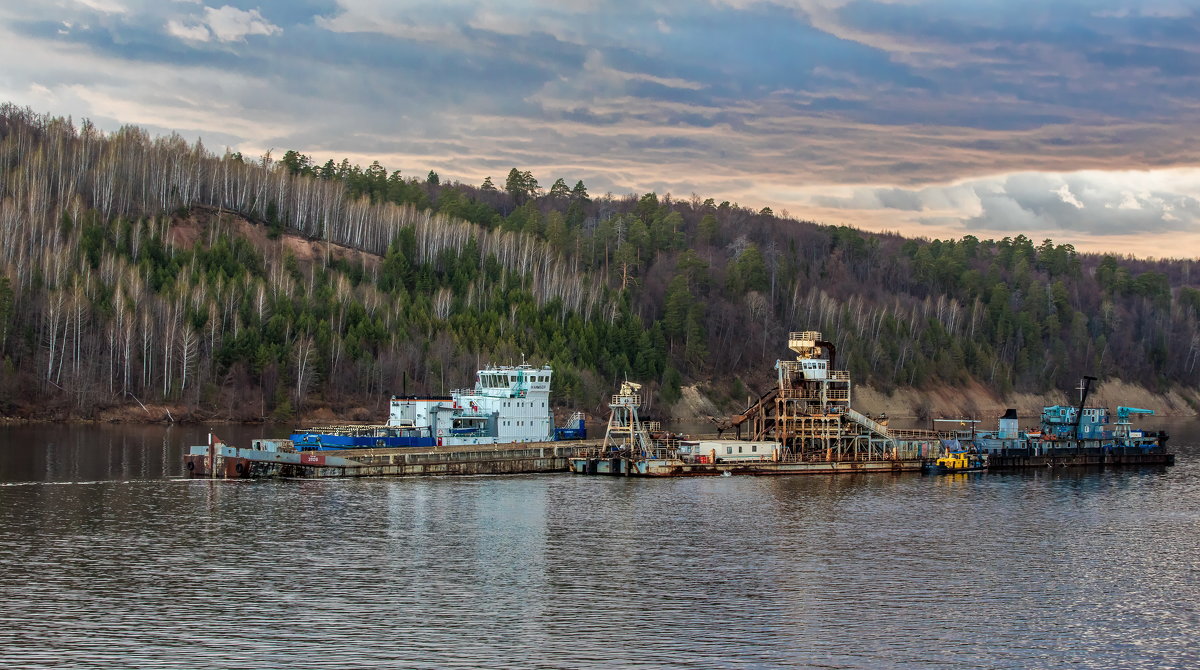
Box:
387, 365, 555, 446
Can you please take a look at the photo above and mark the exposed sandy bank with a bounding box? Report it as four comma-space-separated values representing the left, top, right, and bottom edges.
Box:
851, 380, 1199, 420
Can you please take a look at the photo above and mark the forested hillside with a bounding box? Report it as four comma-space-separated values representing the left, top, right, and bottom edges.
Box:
0, 103, 1197, 420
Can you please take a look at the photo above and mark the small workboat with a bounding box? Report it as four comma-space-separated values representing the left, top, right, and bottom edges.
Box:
923, 449, 987, 474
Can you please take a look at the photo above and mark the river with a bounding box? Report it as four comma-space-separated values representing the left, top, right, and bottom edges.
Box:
1, 420, 1198, 669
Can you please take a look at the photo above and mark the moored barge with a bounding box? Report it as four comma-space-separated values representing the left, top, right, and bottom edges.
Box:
289, 364, 585, 451
955, 379, 1173, 469
185, 362, 591, 479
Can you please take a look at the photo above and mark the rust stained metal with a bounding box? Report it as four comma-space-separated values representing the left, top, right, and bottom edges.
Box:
184, 440, 594, 479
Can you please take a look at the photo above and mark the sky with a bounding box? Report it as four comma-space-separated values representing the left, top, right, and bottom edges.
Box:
2, 0, 1200, 259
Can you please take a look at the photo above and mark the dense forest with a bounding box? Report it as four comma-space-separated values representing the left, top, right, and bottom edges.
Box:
0, 103, 1197, 420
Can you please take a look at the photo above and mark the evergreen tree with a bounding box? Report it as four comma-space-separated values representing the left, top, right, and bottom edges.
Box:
698, 213, 719, 245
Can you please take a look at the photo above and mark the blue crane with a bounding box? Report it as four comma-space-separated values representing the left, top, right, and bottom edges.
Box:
1114, 406, 1155, 446
1116, 406, 1155, 422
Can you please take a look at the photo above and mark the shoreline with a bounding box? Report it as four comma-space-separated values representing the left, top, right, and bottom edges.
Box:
666, 379, 1200, 423
3, 379, 1197, 426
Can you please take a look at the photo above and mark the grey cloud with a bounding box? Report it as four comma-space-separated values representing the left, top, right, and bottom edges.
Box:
822, 171, 1200, 237
874, 188, 924, 211
6, 0, 1200, 256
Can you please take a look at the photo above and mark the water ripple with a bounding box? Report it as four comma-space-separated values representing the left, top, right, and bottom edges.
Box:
1, 424, 1198, 668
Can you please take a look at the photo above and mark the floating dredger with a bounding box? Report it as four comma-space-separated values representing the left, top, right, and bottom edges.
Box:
959, 375, 1172, 469
569, 331, 944, 476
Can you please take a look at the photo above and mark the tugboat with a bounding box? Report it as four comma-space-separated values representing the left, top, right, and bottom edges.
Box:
923, 447, 986, 474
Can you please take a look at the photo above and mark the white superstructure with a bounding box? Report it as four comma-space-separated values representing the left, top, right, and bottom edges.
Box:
386, 365, 555, 446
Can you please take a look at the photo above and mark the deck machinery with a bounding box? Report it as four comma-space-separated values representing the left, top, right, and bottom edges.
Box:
602, 381, 655, 458
736, 331, 943, 462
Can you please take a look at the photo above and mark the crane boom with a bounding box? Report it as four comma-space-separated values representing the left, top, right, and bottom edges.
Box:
1116, 406, 1154, 422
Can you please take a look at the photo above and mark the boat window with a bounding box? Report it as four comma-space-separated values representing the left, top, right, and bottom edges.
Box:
738, 446, 743, 453
726, 446, 732, 454
752, 445, 757, 452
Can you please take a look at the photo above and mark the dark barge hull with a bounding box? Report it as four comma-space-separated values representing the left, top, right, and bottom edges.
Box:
569, 457, 924, 477
186, 441, 599, 479
922, 464, 986, 475
986, 449, 1174, 469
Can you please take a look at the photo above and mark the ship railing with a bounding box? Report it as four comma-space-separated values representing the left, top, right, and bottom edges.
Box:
888, 429, 952, 440
788, 331, 822, 346
470, 389, 520, 398
301, 424, 392, 436
779, 388, 850, 400
575, 442, 682, 460
782, 450, 910, 463
611, 393, 642, 406
829, 370, 850, 381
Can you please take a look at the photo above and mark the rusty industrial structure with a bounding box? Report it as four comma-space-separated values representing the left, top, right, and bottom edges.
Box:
730, 331, 941, 461
569, 330, 941, 476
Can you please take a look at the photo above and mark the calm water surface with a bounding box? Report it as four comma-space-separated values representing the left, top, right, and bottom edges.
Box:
1, 421, 1198, 669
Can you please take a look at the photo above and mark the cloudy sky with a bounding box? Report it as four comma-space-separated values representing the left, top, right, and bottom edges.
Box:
2, 0, 1200, 258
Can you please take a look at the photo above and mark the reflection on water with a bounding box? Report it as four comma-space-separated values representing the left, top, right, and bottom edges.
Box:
0, 421, 1198, 669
